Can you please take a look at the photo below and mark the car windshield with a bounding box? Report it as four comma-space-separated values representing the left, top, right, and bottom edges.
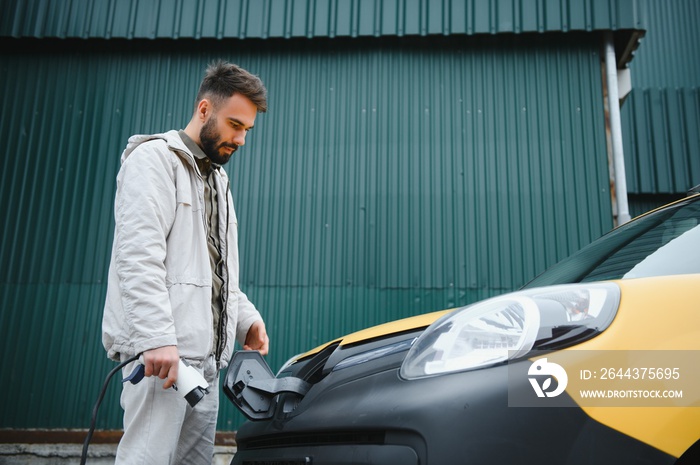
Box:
524, 195, 700, 288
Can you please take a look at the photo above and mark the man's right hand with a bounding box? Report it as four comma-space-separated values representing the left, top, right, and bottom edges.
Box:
142, 345, 179, 389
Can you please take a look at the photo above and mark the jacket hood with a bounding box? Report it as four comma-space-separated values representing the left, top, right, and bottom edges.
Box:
121, 130, 193, 165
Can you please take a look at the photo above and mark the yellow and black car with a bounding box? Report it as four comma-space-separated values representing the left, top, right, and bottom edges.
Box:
225, 193, 700, 465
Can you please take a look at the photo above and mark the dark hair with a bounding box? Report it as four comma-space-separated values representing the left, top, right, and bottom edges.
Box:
195, 60, 267, 113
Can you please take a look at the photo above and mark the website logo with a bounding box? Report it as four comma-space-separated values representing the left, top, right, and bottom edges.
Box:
528, 358, 568, 398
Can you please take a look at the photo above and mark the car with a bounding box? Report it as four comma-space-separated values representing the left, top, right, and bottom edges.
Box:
224, 192, 700, 465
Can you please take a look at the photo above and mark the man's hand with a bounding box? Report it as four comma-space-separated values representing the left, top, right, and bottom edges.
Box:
142, 345, 180, 389
243, 320, 269, 355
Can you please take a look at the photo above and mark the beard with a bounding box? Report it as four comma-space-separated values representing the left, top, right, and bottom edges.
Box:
199, 115, 239, 165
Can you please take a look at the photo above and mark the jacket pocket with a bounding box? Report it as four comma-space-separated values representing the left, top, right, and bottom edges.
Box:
168, 282, 213, 360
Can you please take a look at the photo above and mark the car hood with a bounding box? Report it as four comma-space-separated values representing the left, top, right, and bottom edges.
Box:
293, 309, 451, 362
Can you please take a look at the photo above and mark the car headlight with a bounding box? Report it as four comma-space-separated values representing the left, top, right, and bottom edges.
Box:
400, 283, 620, 379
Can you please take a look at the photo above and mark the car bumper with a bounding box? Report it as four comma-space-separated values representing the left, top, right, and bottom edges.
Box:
232, 362, 674, 465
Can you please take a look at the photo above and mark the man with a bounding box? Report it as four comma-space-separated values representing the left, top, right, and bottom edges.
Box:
102, 60, 269, 464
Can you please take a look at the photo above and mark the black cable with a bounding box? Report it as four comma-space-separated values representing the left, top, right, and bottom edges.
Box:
80, 353, 140, 465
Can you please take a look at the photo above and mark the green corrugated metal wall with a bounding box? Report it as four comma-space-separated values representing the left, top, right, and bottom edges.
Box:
620, 0, 700, 213
0, 36, 612, 432
1, 0, 646, 433
1, 0, 645, 40
625, 0, 699, 88
622, 88, 700, 195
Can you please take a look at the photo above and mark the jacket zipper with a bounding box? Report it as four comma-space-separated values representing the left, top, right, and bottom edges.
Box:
214, 179, 231, 363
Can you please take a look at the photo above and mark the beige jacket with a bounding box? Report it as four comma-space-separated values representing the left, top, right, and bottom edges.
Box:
102, 130, 262, 368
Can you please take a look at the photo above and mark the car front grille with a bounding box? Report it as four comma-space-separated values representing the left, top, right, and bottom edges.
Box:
239, 431, 386, 451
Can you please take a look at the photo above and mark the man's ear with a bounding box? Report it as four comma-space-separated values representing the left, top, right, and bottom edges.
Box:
196, 99, 211, 121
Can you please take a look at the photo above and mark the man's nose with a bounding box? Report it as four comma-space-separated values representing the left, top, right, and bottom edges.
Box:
233, 129, 246, 146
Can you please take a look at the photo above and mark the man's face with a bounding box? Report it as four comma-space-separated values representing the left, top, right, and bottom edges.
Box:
199, 93, 257, 165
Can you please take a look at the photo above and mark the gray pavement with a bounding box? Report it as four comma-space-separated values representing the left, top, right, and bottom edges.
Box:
0, 444, 235, 465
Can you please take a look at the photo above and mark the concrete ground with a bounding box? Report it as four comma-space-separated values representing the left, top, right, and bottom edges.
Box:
0, 444, 236, 464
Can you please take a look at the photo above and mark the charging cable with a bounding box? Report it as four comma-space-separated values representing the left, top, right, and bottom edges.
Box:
80, 353, 140, 465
